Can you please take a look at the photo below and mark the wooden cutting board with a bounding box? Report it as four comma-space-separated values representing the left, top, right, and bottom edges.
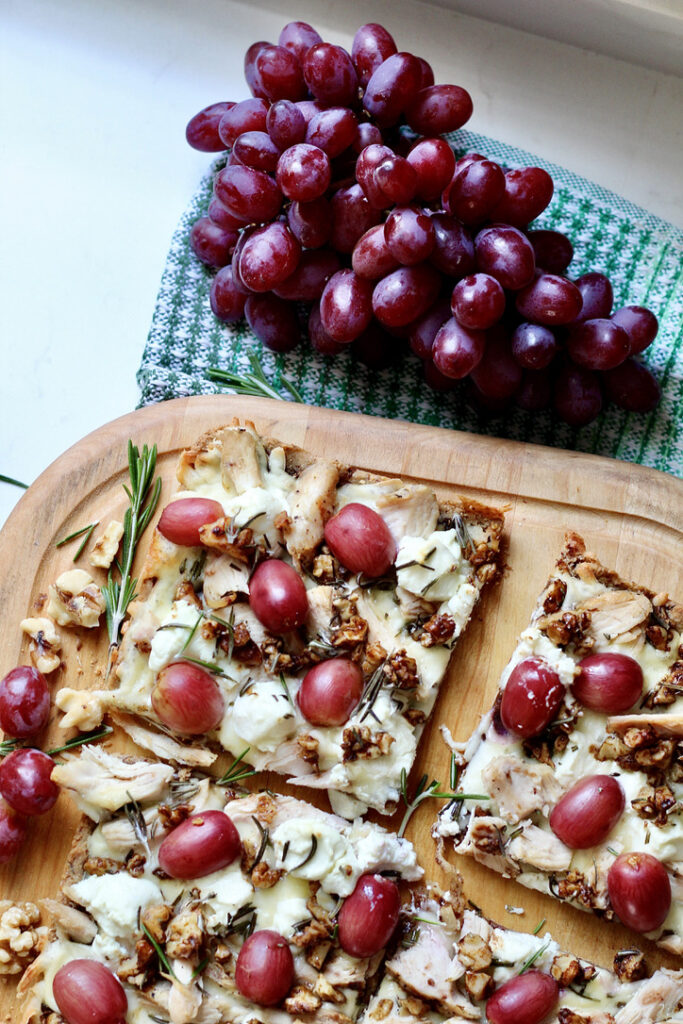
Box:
1, 395, 682, 1007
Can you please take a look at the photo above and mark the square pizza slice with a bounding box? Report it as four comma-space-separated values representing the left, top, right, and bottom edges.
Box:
56, 422, 504, 816
434, 532, 683, 955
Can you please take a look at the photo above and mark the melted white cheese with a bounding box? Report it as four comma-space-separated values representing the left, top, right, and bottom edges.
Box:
69, 874, 163, 959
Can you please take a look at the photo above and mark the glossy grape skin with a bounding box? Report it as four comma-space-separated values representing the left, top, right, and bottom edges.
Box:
485, 971, 559, 1024
207, 196, 248, 230
372, 264, 442, 328
308, 304, 347, 356
405, 84, 473, 135
475, 225, 535, 290
515, 368, 553, 411
53, 960, 128, 1024
516, 273, 583, 326
276, 143, 331, 201
409, 298, 451, 359
0, 666, 50, 738
432, 317, 485, 379
278, 21, 322, 62
549, 775, 625, 849
303, 43, 359, 106
324, 503, 396, 577
0, 749, 59, 816
189, 217, 237, 268
338, 875, 400, 957
265, 99, 306, 149
374, 155, 417, 205
0, 800, 27, 864
152, 661, 225, 735
490, 167, 554, 227
363, 53, 422, 127
554, 363, 603, 426
567, 318, 630, 371
603, 358, 660, 413
158, 497, 223, 546
511, 322, 558, 370
244, 293, 301, 352
356, 144, 396, 209
572, 653, 643, 713
215, 164, 283, 223
352, 225, 400, 280
210, 266, 248, 324
320, 269, 374, 343
274, 249, 341, 302
249, 559, 308, 633
233, 131, 281, 172
186, 101, 234, 152
384, 206, 435, 266
442, 158, 505, 226
451, 274, 505, 330
527, 229, 574, 273
255, 45, 306, 102
500, 657, 564, 738
406, 138, 456, 201
235, 930, 295, 1006
611, 305, 658, 355
218, 98, 269, 147
306, 108, 358, 158
287, 197, 332, 249
158, 810, 241, 879
297, 658, 364, 726
330, 184, 380, 253
238, 223, 301, 293
607, 852, 672, 933
351, 24, 397, 86
572, 272, 613, 322
353, 121, 383, 153
470, 327, 523, 399
244, 41, 271, 100
430, 214, 475, 278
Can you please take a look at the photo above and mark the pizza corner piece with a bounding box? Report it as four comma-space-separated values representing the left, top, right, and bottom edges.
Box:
434, 531, 683, 955
56, 421, 504, 817
13, 749, 683, 1024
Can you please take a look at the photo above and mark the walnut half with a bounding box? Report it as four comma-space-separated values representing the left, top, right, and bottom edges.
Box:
0, 901, 45, 975
47, 569, 105, 628
20, 616, 61, 673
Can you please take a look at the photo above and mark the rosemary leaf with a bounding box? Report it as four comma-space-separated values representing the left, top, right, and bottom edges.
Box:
207, 352, 303, 404
0, 738, 24, 756
47, 726, 113, 756
533, 918, 546, 936
180, 613, 204, 654
279, 672, 293, 703
191, 957, 210, 981
292, 834, 318, 870
251, 816, 270, 868
56, 521, 99, 549
518, 940, 550, 975
181, 655, 234, 680
398, 770, 489, 838
217, 746, 255, 787
141, 923, 176, 979
0, 473, 28, 489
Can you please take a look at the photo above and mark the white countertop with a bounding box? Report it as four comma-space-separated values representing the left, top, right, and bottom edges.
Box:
2, 0, 682, 528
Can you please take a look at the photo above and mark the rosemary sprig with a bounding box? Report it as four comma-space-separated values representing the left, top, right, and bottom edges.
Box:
47, 725, 113, 756
251, 816, 270, 869
0, 473, 28, 489
180, 613, 204, 654
181, 655, 234, 680
56, 521, 99, 563
518, 940, 550, 974
292, 835, 318, 870
225, 902, 257, 938
141, 922, 176, 979
217, 746, 255, 787
358, 660, 387, 723
0, 738, 24, 756
398, 769, 489, 837
124, 790, 151, 857
191, 957, 210, 981
207, 351, 304, 403
103, 442, 161, 670
279, 672, 293, 703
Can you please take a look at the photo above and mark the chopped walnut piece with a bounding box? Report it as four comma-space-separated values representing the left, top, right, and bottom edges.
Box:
198, 518, 254, 561
400, 996, 428, 1017
251, 862, 284, 889
117, 936, 155, 984
0, 902, 44, 975
21, 616, 61, 674
362, 642, 387, 675
307, 941, 333, 973
55, 686, 107, 730
47, 569, 105, 628
536, 608, 592, 648
298, 734, 320, 769
613, 949, 648, 982
631, 784, 677, 826
367, 998, 393, 1020
341, 726, 394, 761
542, 578, 567, 614
464, 971, 494, 1001
165, 908, 204, 960
420, 613, 456, 647
284, 984, 322, 1014
158, 803, 194, 831
83, 856, 123, 876
384, 650, 419, 689
89, 520, 124, 569
456, 932, 492, 971
312, 553, 336, 583
140, 904, 172, 944
550, 953, 582, 987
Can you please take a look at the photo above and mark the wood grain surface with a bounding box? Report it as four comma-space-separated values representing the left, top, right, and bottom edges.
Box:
1, 395, 682, 1008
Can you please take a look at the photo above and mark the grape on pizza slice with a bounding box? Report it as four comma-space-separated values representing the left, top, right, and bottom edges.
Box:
56, 421, 503, 816
434, 532, 683, 954
17, 747, 423, 1024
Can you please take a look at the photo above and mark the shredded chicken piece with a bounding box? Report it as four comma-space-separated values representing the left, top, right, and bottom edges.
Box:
306, 585, 336, 640
283, 460, 339, 568
481, 756, 563, 823
375, 485, 439, 543
577, 589, 651, 645
47, 569, 105, 628
112, 712, 217, 767
203, 551, 250, 608
614, 968, 683, 1023
508, 824, 572, 872
386, 922, 455, 1008
606, 713, 683, 739
219, 426, 264, 493
52, 746, 173, 819
89, 520, 124, 569
20, 616, 61, 674
39, 899, 97, 943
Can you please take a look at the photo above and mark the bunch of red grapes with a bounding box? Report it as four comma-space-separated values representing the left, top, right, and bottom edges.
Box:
185, 21, 660, 427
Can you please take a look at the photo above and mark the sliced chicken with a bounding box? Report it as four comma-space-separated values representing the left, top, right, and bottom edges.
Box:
385, 921, 455, 1007
51, 747, 173, 819
306, 585, 335, 639
508, 824, 572, 872
203, 552, 250, 608
577, 588, 651, 644
283, 461, 339, 568
225, 792, 348, 832
614, 968, 683, 1023
219, 426, 264, 493
375, 485, 439, 543
607, 713, 683, 738
481, 756, 563, 823
112, 713, 217, 768
39, 900, 97, 943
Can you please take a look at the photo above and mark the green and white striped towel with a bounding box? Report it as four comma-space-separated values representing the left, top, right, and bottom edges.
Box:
138, 129, 683, 477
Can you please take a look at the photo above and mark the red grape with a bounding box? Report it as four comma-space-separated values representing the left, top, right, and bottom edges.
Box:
320, 269, 374, 343
430, 214, 475, 277
189, 217, 237, 269
608, 852, 672, 933
152, 661, 225, 735
567, 318, 630, 370
278, 21, 322, 62
298, 658, 364, 726
215, 164, 283, 223
353, 121, 383, 153
405, 84, 472, 135
549, 775, 625, 849
611, 305, 658, 355
500, 657, 564, 738
249, 559, 308, 633
451, 274, 505, 330
363, 53, 422, 127
406, 138, 455, 200
274, 249, 341, 302
53, 960, 127, 1024
330, 184, 380, 253
287, 197, 332, 249
384, 206, 435, 265
486, 971, 559, 1024
356, 143, 396, 209
186, 101, 234, 152
303, 44, 359, 107
244, 42, 271, 100
158, 497, 223, 546
0, 749, 58, 816
244, 293, 301, 352
372, 264, 441, 327
324, 503, 396, 577
432, 317, 485, 379
338, 874, 400, 957
470, 327, 522, 399
207, 196, 247, 230
352, 24, 397, 87
527, 229, 573, 273
266, 99, 306, 148
233, 131, 281, 172
235, 930, 295, 1006
255, 45, 306, 102
0, 666, 50, 738
572, 653, 643, 714
490, 166, 554, 226
603, 358, 660, 413
374, 155, 417, 205
306, 108, 358, 158
554, 363, 603, 427
210, 266, 248, 323
572, 272, 613, 322
442, 158, 505, 226
158, 810, 241, 879
0, 800, 27, 864
218, 98, 269, 147
475, 225, 535, 290
516, 273, 583, 325
409, 298, 451, 359
276, 143, 331, 201
309, 304, 347, 355
423, 359, 458, 392
353, 225, 400, 280
238, 223, 301, 292
351, 322, 398, 369
515, 368, 552, 411
511, 322, 558, 370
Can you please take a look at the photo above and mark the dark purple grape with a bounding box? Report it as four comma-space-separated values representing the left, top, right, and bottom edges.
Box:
255, 45, 306, 102
238, 223, 301, 292
245, 294, 300, 352
320, 269, 374, 343
406, 138, 455, 200
567, 318, 630, 370
384, 206, 435, 266
351, 322, 399, 369
266, 100, 307, 149
554, 363, 603, 426
274, 249, 341, 302
573, 272, 613, 322
352, 224, 400, 280
451, 274, 505, 330
250, 559, 308, 632
603, 358, 660, 412
363, 53, 422, 127
351, 24, 397, 86
475, 225, 535, 290
430, 214, 475, 277
405, 84, 473, 135
409, 298, 451, 359
303, 43, 359, 106
516, 273, 583, 325
516, 368, 552, 411
611, 305, 658, 355
372, 264, 441, 328
306, 108, 358, 157
442, 159, 505, 226
244, 41, 271, 99
233, 131, 281, 172
527, 229, 574, 273
295, 99, 325, 125
210, 266, 248, 323
330, 184, 380, 253
215, 164, 283, 223
550, 775, 624, 849
0, 667, 50, 739
374, 156, 417, 205
353, 121, 383, 153
218, 98, 268, 147
424, 359, 458, 391
309, 303, 347, 355
338, 875, 400, 956
186, 102, 235, 152
0, 749, 59, 816
276, 143, 331, 201
433, 317, 485, 378
491, 167, 554, 226
470, 326, 522, 398
287, 197, 332, 248
511, 322, 558, 369
355, 144, 396, 209
278, 21, 322, 62
189, 217, 237, 268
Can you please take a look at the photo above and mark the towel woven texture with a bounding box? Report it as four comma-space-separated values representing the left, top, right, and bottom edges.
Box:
138, 129, 683, 477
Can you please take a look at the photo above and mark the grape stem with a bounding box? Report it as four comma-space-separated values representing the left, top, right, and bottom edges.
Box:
207, 350, 303, 403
